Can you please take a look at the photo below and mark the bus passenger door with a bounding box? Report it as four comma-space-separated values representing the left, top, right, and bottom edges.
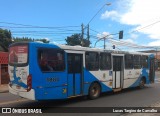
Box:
149, 58, 155, 83
67, 53, 83, 97
112, 56, 124, 90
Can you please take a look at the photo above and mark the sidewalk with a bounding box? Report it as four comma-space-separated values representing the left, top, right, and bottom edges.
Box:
0, 84, 9, 93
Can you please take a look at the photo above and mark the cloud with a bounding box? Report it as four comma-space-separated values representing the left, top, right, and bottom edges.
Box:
148, 40, 160, 46
101, 10, 119, 20
130, 34, 138, 39
119, 0, 160, 40
122, 39, 135, 44
97, 32, 113, 39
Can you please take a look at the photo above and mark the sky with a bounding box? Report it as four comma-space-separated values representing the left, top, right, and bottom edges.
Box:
0, 0, 160, 50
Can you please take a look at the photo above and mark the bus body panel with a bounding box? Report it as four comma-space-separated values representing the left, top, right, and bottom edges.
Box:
8, 43, 36, 100
29, 43, 68, 100
83, 69, 113, 94
128, 68, 150, 88
8, 42, 155, 100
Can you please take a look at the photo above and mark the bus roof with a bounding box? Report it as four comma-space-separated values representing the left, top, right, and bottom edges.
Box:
10, 42, 153, 56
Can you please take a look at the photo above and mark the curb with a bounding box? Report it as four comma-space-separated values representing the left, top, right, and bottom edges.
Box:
0, 90, 9, 93
0, 84, 9, 93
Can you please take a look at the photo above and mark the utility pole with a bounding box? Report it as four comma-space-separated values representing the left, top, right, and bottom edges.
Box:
87, 24, 90, 41
104, 37, 106, 49
81, 23, 84, 46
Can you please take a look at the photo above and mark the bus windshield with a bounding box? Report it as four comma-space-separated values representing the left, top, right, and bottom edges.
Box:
9, 44, 28, 66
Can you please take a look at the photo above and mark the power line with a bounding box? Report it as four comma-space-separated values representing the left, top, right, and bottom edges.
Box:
131, 20, 160, 33
107, 38, 155, 49
0, 22, 80, 29
12, 30, 81, 33
89, 28, 100, 34
12, 31, 79, 34
13, 32, 77, 36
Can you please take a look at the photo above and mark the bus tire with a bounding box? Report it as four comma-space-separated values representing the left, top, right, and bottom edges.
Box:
88, 82, 101, 100
139, 78, 145, 89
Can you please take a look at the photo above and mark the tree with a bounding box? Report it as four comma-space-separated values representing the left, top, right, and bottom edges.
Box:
65, 34, 81, 46
0, 28, 50, 52
65, 33, 90, 47
0, 28, 12, 52
13, 37, 50, 43
82, 39, 91, 47
35, 38, 50, 43
13, 37, 33, 42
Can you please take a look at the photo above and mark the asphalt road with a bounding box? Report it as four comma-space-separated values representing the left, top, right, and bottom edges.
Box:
0, 83, 160, 113
0, 71, 159, 116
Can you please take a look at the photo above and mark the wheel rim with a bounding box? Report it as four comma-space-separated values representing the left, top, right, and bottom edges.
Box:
91, 86, 99, 97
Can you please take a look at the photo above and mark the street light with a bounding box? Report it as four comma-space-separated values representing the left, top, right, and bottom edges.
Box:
82, 3, 111, 47
88, 3, 111, 49
87, 3, 111, 25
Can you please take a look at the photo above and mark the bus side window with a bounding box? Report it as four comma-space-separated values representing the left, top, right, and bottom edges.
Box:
125, 54, 133, 69
38, 50, 53, 71
38, 49, 65, 72
134, 55, 141, 69
100, 53, 111, 70
85, 52, 99, 71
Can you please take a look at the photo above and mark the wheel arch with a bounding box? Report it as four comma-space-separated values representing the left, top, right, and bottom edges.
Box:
141, 76, 146, 84
88, 81, 102, 99
89, 81, 102, 93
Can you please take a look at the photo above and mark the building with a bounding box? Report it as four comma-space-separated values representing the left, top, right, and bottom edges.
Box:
156, 51, 160, 60
0, 52, 9, 84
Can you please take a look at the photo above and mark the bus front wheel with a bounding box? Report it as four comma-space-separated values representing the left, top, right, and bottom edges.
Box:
139, 78, 145, 89
88, 82, 101, 100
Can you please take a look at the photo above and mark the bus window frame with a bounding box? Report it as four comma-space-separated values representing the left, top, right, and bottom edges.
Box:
125, 54, 134, 69
133, 55, 142, 69
100, 52, 112, 70
85, 51, 99, 71
37, 48, 65, 73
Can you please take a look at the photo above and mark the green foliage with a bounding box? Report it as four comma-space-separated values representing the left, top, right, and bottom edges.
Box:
65, 34, 81, 46
13, 37, 50, 43
13, 37, 33, 42
82, 39, 91, 47
35, 39, 50, 43
65, 33, 90, 47
0, 28, 50, 52
0, 28, 12, 51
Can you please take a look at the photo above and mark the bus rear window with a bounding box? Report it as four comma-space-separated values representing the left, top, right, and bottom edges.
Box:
9, 44, 28, 66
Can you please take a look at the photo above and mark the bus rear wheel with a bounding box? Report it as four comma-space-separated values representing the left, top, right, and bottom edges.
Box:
88, 82, 101, 100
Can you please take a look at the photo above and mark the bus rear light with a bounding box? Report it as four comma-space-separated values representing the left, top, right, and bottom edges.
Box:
27, 74, 32, 92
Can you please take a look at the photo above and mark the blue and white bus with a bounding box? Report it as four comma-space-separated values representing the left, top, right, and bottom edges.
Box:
8, 42, 155, 100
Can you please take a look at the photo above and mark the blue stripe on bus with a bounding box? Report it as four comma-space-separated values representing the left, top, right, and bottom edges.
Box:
129, 68, 150, 88
83, 68, 112, 95
32, 68, 113, 100
11, 66, 27, 88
